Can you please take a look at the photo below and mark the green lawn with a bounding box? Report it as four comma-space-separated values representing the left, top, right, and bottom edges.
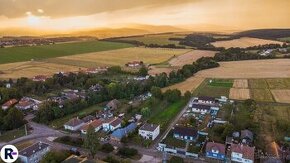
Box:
192, 79, 232, 98
278, 37, 290, 42
0, 126, 27, 142
0, 41, 133, 64
208, 79, 233, 88
149, 99, 187, 129
49, 105, 102, 129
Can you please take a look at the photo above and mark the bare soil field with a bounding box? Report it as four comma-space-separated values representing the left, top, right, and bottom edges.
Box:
195, 59, 290, 78
229, 88, 251, 100
59, 47, 190, 66
271, 89, 290, 103
233, 79, 248, 88
162, 77, 205, 95
169, 50, 216, 67
211, 37, 284, 49
148, 66, 178, 76
0, 61, 81, 79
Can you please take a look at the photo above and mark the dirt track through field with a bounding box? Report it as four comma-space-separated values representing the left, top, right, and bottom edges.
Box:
169, 50, 216, 67
162, 77, 205, 95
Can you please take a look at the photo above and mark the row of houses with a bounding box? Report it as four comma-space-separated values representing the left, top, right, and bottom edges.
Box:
206, 142, 255, 163
1, 97, 42, 111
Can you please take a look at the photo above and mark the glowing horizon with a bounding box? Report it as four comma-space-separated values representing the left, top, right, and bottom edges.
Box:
0, 0, 290, 33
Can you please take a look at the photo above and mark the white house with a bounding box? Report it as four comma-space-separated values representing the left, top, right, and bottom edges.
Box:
81, 119, 103, 134
64, 117, 85, 131
231, 144, 255, 163
139, 123, 160, 140
102, 117, 122, 132
19, 142, 50, 163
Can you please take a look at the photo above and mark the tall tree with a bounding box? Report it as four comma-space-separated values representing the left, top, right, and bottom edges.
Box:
83, 125, 100, 158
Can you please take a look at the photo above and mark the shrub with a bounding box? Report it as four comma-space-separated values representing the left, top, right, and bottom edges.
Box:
101, 143, 114, 153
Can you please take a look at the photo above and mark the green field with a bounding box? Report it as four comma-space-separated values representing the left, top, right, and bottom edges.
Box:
254, 104, 290, 150
208, 79, 233, 88
0, 126, 27, 142
278, 37, 290, 42
49, 104, 102, 129
116, 33, 185, 46
192, 79, 233, 98
0, 41, 133, 64
149, 99, 187, 130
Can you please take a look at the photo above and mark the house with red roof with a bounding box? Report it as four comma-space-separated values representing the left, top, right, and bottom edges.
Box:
205, 142, 226, 161
33, 75, 48, 82
125, 61, 144, 68
81, 119, 103, 134
2, 99, 18, 110
231, 144, 255, 163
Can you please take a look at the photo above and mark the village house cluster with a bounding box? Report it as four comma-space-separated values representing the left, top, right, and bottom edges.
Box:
63, 98, 160, 143
157, 96, 257, 163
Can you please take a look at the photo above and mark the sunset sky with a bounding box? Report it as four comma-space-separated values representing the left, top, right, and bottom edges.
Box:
0, 0, 290, 32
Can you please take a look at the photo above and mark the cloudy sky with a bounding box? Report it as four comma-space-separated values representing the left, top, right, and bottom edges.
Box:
0, 0, 289, 31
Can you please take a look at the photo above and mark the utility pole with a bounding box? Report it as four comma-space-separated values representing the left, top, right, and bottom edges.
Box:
25, 124, 28, 136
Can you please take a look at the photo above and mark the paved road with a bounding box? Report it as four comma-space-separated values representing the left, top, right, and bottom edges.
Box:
0, 121, 64, 148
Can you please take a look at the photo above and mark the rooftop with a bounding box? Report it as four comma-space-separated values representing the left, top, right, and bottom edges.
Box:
19, 142, 50, 157
139, 123, 159, 132
173, 126, 198, 137
231, 144, 255, 161
65, 118, 84, 127
206, 142, 226, 154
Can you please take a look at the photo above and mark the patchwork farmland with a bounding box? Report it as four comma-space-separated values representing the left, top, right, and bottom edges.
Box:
0, 40, 133, 64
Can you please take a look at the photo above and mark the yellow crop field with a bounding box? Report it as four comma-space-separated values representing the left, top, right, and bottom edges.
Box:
59, 47, 190, 66
211, 37, 284, 49
0, 61, 81, 79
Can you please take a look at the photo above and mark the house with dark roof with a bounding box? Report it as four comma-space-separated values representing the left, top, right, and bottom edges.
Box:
105, 99, 120, 110
81, 119, 103, 134
64, 117, 85, 131
111, 123, 137, 141
81, 115, 96, 123
102, 117, 122, 132
241, 129, 254, 144
19, 142, 50, 163
231, 144, 255, 163
2, 99, 18, 110
139, 123, 160, 140
173, 126, 198, 142
206, 142, 226, 161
